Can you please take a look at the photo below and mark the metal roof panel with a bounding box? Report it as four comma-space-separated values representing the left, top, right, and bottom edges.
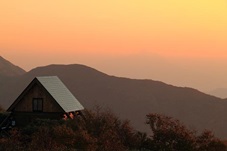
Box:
36, 76, 84, 112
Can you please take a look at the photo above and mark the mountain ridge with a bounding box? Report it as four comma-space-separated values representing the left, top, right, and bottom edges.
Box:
0, 56, 26, 76
0, 57, 227, 138
208, 88, 227, 99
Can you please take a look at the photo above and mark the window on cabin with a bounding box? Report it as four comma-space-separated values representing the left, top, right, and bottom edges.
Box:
33, 98, 43, 112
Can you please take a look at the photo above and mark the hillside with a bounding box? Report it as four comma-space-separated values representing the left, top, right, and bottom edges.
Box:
0, 56, 26, 77
1, 64, 227, 139
208, 88, 227, 99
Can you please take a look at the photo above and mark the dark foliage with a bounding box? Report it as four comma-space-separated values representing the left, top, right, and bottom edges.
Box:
0, 110, 226, 151
0, 109, 140, 150
146, 113, 226, 151
0, 105, 4, 112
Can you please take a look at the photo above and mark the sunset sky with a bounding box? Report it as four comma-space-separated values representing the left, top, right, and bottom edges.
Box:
0, 0, 227, 92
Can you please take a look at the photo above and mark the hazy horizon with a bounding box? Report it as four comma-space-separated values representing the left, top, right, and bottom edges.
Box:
2, 54, 227, 93
1, 0, 227, 92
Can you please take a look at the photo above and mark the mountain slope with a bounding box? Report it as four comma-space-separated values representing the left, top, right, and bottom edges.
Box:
1, 64, 227, 138
0, 56, 26, 76
208, 88, 227, 99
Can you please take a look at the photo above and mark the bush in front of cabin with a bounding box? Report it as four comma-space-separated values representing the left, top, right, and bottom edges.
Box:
0, 109, 226, 151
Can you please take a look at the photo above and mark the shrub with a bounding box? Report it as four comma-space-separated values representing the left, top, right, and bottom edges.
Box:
146, 113, 227, 151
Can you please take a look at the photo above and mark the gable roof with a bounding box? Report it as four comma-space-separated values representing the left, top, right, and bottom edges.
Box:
7, 76, 84, 112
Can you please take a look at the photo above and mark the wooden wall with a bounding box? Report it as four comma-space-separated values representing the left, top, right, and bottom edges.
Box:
12, 112, 64, 127
13, 83, 63, 113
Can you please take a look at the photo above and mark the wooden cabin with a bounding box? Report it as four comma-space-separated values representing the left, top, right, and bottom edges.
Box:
6, 76, 84, 127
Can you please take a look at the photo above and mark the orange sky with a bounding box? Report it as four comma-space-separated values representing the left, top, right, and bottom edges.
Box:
0, 0, 227, 91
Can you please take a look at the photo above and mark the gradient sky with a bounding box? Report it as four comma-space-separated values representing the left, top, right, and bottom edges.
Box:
0, 0, 227, 92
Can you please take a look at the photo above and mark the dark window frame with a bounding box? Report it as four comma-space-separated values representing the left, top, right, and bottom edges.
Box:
32, 98, 43, 112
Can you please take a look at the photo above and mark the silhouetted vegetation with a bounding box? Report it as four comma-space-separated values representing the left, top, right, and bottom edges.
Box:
0, 109, 226, 151
0, 105, 4, 112
0, 106, 8, 126
146, 113, 226, 151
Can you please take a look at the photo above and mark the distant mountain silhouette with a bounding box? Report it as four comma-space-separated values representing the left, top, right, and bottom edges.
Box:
0, 56, 26, 77
1, 63, 227, 138
208, 88, 227, 99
